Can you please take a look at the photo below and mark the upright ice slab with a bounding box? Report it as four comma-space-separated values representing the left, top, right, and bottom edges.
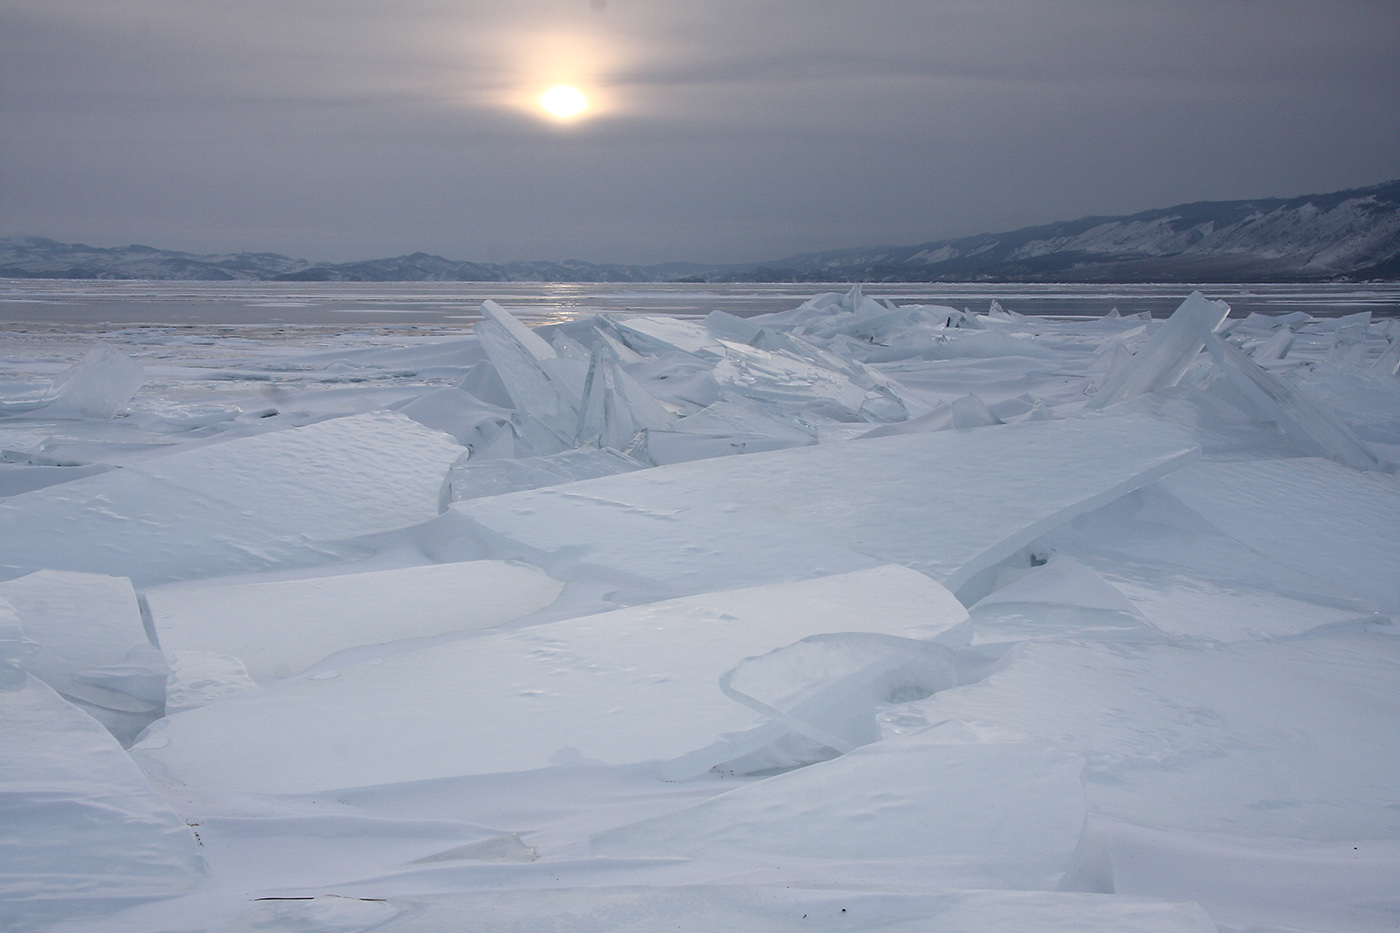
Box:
453, 413, 1199, 598
0, 571, 155, 714
132, 566, 968, 794
0, 411, 464, 585
37, 345, 145, 420
146, 561, 564, 681
1087, 292, 1229, 409
474, 300, 586, 454
1, 675, 203, 931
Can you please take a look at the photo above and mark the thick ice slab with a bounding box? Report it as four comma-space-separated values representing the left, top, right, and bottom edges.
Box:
0, 675, 202, 931
132, 566, 968, 794
146, 561, 564, 682
0, 570, 155, 712
0, 412, 464, 585
595, 723, 1087, 890
1158, 458, 1400, 613
1087, 291, 1229, 409
453, 413, 1199, 598
220, 887, 1216, 933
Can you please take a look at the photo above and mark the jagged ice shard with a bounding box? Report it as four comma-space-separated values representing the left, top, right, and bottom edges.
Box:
1086, 291, 1229, 409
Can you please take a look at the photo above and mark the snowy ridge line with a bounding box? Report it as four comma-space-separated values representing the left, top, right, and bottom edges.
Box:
5, 178, 1400, 282
2, 285, 1399, 933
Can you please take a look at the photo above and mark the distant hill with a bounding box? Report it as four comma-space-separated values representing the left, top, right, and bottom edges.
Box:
4, 179, 1398, 282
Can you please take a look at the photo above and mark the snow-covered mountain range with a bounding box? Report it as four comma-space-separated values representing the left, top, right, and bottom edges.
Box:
5, 179, 1398, 282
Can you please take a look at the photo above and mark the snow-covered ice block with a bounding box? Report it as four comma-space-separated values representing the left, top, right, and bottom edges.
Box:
968, 556, 1155, 645
595, 723, 1087, 890
439, 447, 646, 507
0, 570, 155, 712
37, 345, 145, 420
721, 634, 955, 754
132, 566, 968, 794
977, 555, 1141, 616
950, 393, 1003, 429
0, 675, 202, 930
1158, 458, 1400, 613
146, 561, 564, 681
1086, 821, 1400, 933
922, 633, 1400, 840
1205, 334, 1381, 471
1106, 573, 1376, 643
395, 386, 515, 450
453, 413, 1198, 598
1087, 291, 1229, 409
0, 412, 464, 585
220, 887, 1217, 933
163, 649, 257, 713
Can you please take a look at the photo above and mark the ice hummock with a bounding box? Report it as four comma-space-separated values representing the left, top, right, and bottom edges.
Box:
5, 283, 1400, 933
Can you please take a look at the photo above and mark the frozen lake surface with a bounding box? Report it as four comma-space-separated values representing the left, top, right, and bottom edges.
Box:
4, 279, 1399, 327
2, 281, 1399, 933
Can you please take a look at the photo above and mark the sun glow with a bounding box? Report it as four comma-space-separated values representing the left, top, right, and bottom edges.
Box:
539, 85, 588, 119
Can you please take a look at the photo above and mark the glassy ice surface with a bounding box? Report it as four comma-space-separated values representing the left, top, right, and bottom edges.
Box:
2, 282, 1399, 933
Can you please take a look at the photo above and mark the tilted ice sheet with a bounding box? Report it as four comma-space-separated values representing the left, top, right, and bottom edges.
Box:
1204, 335, 1382, 471
453, 413, 1199, 598
1158, 458, 1400, 613
0, 570, 155, 712
0, 675, 203, 932
219, 886, 1216, 933
146, 561, 564, 681
0, 412, 464, 586
132, 566, 967, 794
36, 344, 145, 420
594, 722, 1086, 891
1086, 291, 1229, 409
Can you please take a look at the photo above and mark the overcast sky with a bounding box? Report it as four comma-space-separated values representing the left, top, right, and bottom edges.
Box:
2, 0, 1398, 265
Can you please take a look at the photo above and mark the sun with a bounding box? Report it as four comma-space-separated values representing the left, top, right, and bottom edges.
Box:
539, 85, 588, 119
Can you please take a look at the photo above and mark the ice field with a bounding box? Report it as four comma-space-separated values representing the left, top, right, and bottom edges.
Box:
2, 283, 1400, 932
